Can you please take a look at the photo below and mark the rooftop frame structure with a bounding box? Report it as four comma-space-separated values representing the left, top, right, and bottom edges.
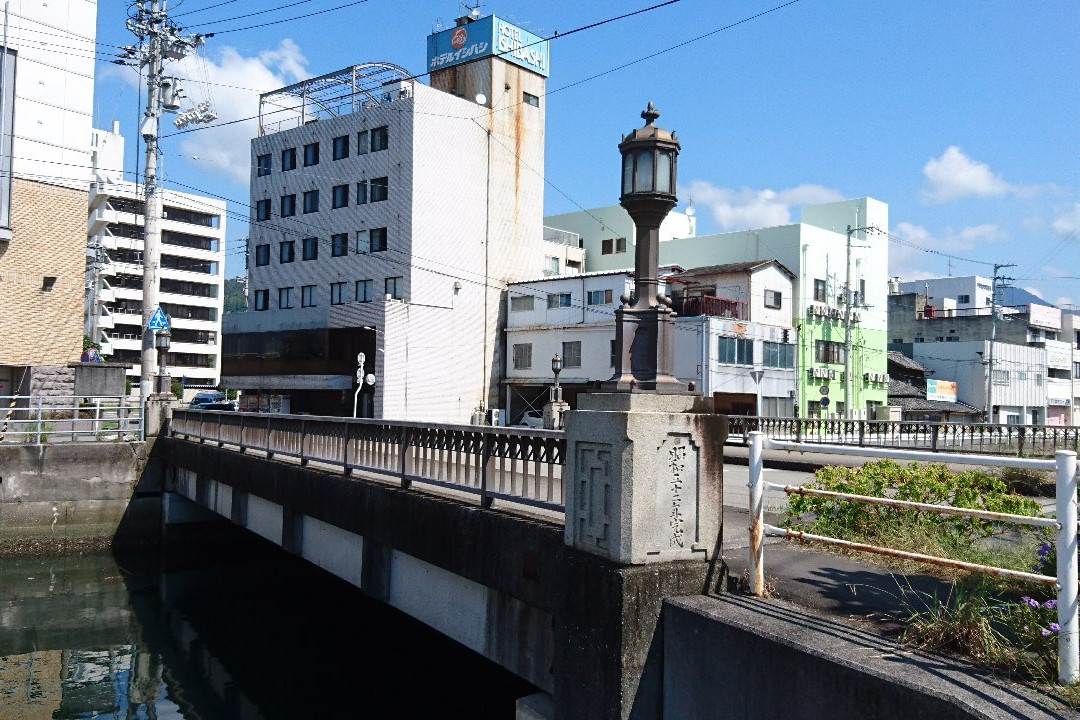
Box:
258, 62, 414, 136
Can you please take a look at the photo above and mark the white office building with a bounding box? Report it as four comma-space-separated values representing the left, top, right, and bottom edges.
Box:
86, 124, 227, 390
224, 15, 554, 422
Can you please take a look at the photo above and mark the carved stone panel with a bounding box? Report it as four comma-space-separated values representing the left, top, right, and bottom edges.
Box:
573, 441, 614, 552
652, 433, 700, 557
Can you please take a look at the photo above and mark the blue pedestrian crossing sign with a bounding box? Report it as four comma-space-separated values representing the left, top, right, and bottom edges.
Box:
147, 307, 170, 332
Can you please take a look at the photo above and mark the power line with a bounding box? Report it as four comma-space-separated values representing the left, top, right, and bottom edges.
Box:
193, 0, 368, 34
886, 230, 996, 267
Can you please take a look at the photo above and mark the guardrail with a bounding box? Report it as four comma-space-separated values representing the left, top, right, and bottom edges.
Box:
746, 431, 1079, 684
729, 416, 1080, 456
170, 411, 567, 512
0, 395, 143, 444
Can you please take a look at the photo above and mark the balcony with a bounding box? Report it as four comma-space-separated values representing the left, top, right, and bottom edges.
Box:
675, 295, 749, 321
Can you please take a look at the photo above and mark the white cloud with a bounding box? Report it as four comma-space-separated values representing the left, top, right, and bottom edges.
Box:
920, 146, 1012, 204
1052, 203, 1080, 235
889, 221, 1005, 278
1024, 286, 1045, 299
117, 40, 310, 184
682, 180, 844, 232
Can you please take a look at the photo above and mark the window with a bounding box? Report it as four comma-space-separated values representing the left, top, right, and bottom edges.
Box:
356, 279, 373, 302
601, 237, 626, 255
610, 339, 617, 368
255, 199, 271, 221
1074, 362, 1080, 380
858, 279, 866, 306
523, 91, 539, 107
958, 294, 971, 304
546, 256, 560, 275
303, 142, 319, 167
281, 148, 296, 171
764, 290, 782, 309
278, 286, 294, 309
562, 341, 582, 368
330, 282, 347, 305
302, 189, 319, 214
601, 238, 612, 255
332, 184, 349, 209
763, 342, 794, 369
256, 153, 271, 176
814, 340, 845, 364
510, 295, 534, 311
992, 369, 1010, 385
370, 227, 387, 252
718, 336, 754, 365
332, 135, 349, 160
761, 397, 793, 418
616, 237, 626, 253
280, 240, 295, 263
356, 230, 369, 254
385, 276, 403, 299
513, 343, 532, 370
807, 400, 822, 418
255, 243, 270, 266
356, 180, 368, 205
356, 130, 369, 155
301, 285, 316, 307
813, 279, 827, 303
370, 176, 389, 202
370, 126, 389, 152
331, 233, 349, 257
547, 292, 572, 309
588, 289, 613, 305
302, 236, 318, 260
253, 289, 269, 310
280, 194, 296, 217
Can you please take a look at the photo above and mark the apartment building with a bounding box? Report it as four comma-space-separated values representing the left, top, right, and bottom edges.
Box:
223, 15, 553, 422
86, 124, 227, 391
0, 0, 98, 396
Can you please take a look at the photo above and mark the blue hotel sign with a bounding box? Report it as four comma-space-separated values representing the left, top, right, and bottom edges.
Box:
427, 16, 550, 78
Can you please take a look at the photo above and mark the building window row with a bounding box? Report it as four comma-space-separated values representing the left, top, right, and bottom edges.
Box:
510, 340, 585, 371
253, 277, 403, 311
601, 237, 627, 255
255, 177, 388, 222
253, 228, 389, 267
256, 127, 389, 177
814, 340, 846, 365
718, 336, 754, 366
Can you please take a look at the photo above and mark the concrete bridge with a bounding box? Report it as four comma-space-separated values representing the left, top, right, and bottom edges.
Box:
158, 405, 1067, 720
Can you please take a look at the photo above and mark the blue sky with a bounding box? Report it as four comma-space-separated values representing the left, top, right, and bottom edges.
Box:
92, 1, 1080, 306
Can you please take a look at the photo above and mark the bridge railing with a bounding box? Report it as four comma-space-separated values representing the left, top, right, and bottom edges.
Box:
728, 416, 1080, 456
0, 395, 143, 444
747, 431, 1079, 684
170, 411, 566, 512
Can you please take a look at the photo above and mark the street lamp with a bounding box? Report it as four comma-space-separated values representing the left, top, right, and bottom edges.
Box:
154, 329, 171, 395
608, 102, 685, 393
551, 354, 563, 403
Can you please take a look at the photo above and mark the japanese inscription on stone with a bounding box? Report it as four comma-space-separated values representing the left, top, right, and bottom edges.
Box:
669, 444, 687, 547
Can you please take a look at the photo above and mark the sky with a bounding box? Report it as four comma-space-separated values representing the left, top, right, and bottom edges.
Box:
91, 1, 1080, 307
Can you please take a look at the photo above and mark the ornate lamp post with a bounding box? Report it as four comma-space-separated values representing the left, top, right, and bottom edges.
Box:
608, 102, 685, 393
551, 354, 563, 403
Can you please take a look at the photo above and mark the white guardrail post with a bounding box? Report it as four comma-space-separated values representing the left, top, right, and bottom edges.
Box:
1057, 449, 1079, 685
749, 431, 765, 597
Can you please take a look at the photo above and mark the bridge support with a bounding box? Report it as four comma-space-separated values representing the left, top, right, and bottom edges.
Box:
559, 392, 726, 718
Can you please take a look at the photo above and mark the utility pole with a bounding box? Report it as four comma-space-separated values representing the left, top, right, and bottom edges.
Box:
119, 1, 209, 404
843, 220, 879, 419
984, 262, 1016, 423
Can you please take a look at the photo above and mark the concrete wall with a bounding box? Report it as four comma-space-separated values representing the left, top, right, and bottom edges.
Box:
663, 594, 1068, 720
0, 441, 151, 554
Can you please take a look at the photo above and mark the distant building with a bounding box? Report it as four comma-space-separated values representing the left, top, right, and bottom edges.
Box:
0, 1, 98, 397
86, 124, 227, 392
223, 15, 556, 422
886, 351, 979, 422
543, 205, 695, 274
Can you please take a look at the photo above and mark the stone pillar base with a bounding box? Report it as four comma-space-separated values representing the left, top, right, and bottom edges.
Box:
543, 401, 570, 430
144, 393, 173, 438
564, 393, 726, 565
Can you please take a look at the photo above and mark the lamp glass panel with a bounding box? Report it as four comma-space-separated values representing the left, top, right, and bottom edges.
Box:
633, 149, 653, 192
622, 153, 633, 195
656, 151, 672, 193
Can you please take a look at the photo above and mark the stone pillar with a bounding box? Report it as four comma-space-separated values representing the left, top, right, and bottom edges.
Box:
543, 400, 570, 430
144, 393, 173, 438
555, 392, 727, 719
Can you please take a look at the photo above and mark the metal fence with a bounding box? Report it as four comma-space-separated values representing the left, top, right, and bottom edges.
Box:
170, 410, 567, 512
746, 431, 1079, 684
729, 416, 1080, 456
0, 395, 143, 444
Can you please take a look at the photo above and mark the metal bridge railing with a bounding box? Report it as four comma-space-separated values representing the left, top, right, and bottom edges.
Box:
746, 431, 1079, 684
0, 395, 143, 444
170, 410, 567, 512
729, 416, 1080, 457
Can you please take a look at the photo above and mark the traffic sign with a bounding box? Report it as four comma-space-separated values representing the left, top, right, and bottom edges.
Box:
819, 386, 829, 395
819, 396, 830, 407
147, 307, 170, 332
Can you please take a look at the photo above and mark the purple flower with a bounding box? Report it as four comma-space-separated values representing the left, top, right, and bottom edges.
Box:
1038, 543, 1052, 558
1042, 629, 1052, 637
1045, 599, 1058, 610
1024, 626, 1030, 632
1022, 596, 1033, 604
1028, 598, 1042, 609
1051, 623, 1061, 632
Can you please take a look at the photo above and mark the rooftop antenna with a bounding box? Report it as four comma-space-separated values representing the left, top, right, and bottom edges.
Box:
461, 1, 482, 20
433, 17, 444, 31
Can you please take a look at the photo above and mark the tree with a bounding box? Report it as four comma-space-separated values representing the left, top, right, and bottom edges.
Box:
223, 277, 247, 313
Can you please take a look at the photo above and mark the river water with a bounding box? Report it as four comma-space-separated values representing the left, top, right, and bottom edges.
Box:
0, 532, 535, 718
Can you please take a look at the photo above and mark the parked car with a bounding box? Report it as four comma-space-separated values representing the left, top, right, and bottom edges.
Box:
516, 411, 544, 428
200, 401, 238, 411
189, 392, 225, 409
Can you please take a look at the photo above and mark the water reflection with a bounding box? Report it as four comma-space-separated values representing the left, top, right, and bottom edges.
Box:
0, 534, 534, 718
